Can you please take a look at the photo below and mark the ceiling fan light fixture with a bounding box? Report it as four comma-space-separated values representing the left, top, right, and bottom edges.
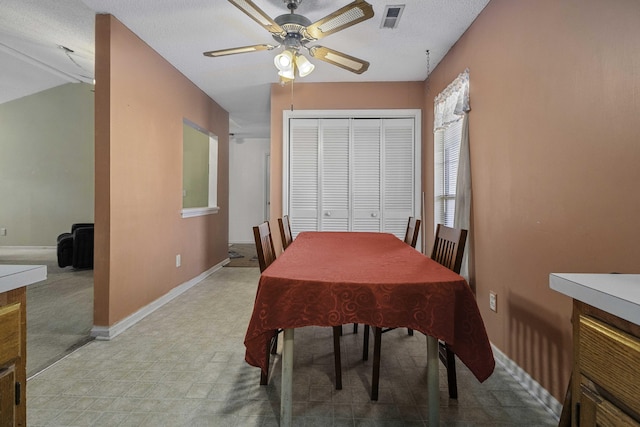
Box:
295, 54, 315, 77
279, 75, 293, 85
278, 68, 296, 80
274, 49, 294, 71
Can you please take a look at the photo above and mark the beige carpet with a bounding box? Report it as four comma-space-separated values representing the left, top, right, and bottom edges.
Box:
0, 247, 93, 377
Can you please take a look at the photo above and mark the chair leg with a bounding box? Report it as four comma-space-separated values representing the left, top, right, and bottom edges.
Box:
353, 323, 358, 334
260, 337, 271, 385
362, 324, 370, 361
438, 342, 458, 399
407, 328, 414, 336
270, 334, 278, 354
371, 326, 382, 401
332, 326, 342, 390
445, 346, 458, 399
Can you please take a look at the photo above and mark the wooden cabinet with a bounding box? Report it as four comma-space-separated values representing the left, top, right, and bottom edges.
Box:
0, 292, 25, 427
0, 366, 16, 426
0, 265, 46, 427
571, 300, 640, 427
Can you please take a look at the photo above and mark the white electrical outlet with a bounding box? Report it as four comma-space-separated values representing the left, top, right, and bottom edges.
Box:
489, 291, 497, 312
0, 228, 6, 236
176, 254, 181, 267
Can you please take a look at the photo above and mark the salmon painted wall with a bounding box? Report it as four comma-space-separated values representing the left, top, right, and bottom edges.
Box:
94, 15, 229, 326
425, 0, 640, 400
269, 81, 425, 248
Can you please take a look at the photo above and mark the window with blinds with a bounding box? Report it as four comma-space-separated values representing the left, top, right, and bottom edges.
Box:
434, 118, 463, 227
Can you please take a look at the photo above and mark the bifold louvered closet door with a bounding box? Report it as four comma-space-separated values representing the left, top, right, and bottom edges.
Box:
287, 117, 417, 239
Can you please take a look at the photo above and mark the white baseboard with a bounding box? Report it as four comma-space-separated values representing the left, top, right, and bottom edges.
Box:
491, 344, 562, 419
91, 258, 230, 340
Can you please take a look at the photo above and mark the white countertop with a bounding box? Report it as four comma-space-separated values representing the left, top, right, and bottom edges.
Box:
550, 273, 640, 326
0, 265, 47, 294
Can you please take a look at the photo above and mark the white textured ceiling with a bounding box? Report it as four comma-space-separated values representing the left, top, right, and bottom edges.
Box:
0, 0, 489, 138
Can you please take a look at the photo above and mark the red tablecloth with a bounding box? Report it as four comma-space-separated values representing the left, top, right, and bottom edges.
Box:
244, 231, 495, 382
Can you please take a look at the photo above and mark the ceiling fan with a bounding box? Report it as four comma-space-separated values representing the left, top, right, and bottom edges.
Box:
203, 0, 374, 79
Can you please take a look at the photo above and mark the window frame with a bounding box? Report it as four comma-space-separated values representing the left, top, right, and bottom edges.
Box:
181, 119, 219, 218
434, 117, 463, 228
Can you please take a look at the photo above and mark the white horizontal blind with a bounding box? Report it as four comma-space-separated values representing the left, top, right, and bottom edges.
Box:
434, 118, 463, 227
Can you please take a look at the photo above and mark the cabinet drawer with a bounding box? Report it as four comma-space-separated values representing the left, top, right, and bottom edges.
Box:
0, 366, 16, 426
579, 315, 640, 414
581, 384, 640, 427
0, 303, 21, 367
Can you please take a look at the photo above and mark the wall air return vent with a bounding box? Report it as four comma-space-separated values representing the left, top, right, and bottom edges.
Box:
381, 5, 405, 29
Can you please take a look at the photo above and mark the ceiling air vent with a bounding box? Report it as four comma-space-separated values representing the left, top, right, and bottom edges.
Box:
381, 4, 405, 29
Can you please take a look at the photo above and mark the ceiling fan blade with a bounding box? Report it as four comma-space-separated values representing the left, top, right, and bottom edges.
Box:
203, 44, 277, 57
309, 46, 369, 74
228, 0, 286, 36
304, 0, 374, 40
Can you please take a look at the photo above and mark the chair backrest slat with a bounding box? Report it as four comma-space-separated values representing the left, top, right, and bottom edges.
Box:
253, 221, 276, 272
404, 217, 421, 248
430, 224, 468, 274
278, 215, 293, 250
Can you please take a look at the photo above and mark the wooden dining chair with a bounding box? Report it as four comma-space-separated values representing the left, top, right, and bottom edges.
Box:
404, 216, 421, 335
253, 221, 343, 390
252, 222, 279, 385
404, 216, 421, 248
253, 221, 276, 274
429, 224, 467, 399
367, 224, 468, 400
278, 215, 293, 251
431, 224, 467, 275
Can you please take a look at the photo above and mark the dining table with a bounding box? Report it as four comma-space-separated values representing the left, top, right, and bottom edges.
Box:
244, 231, 495, 426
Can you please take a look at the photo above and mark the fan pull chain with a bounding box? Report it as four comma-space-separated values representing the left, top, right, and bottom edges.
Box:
290, 78, 294, 111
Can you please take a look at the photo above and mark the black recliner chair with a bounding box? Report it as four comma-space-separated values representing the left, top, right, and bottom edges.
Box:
57, 223, 94, 269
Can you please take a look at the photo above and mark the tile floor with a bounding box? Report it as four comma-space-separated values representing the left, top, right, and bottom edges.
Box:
27, 267, 559, 426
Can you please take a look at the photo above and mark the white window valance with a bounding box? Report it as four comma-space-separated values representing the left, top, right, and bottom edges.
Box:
434, 69, 470, 131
